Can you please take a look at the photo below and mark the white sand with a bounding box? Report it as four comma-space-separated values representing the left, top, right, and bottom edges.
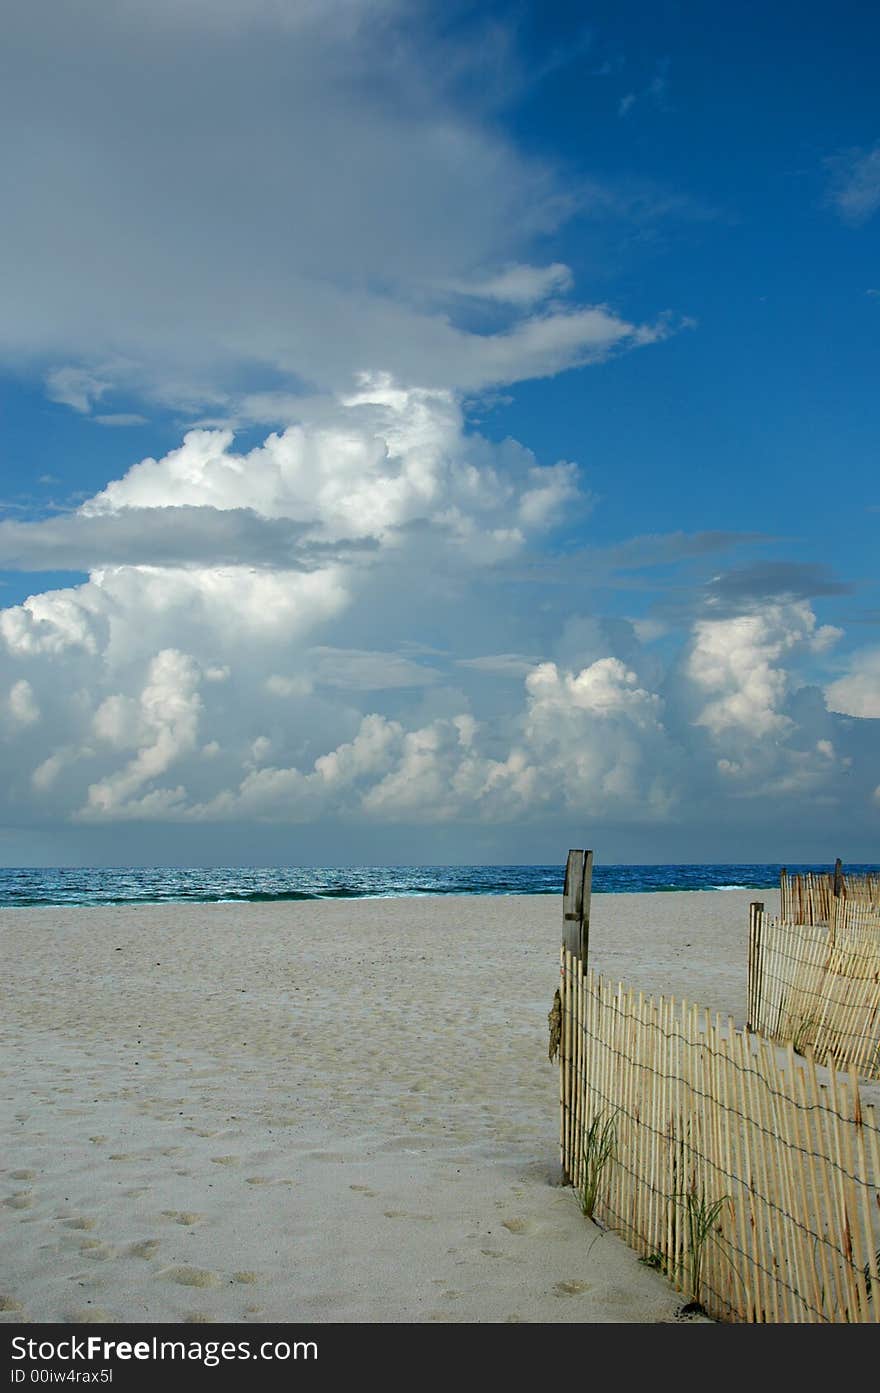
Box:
0, 888, 770, 1324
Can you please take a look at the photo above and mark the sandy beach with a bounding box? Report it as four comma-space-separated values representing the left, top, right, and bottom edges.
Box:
1, 888, 770, 1324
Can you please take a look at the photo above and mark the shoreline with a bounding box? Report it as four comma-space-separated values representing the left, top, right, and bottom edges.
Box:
2, 890, 765, 1323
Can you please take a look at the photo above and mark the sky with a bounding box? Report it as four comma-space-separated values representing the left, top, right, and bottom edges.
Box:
0, 0, 878, 867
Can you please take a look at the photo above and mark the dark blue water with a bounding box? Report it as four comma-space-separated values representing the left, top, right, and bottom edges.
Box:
0, 863, 877, 908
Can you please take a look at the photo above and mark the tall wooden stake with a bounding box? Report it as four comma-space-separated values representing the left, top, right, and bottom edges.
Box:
563, 848, 593, 970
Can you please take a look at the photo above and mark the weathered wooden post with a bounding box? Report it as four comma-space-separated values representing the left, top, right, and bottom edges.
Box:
560, 849, 593, 1183
833, 856, 844, 898
563, 847, 593, 970
831, 857, 844, 940
747, 901, 764, 1032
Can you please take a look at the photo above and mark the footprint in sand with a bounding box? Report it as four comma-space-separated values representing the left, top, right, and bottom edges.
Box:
210, 1156, 240, 1166
184, 1314, 216, 1323
127, 1240, 161, 1259
67, 1309, 113, 1324
0, 1295, 24, 1313
79, 1241, 113, 1261
383, 1210, 433, 1221
501, 1217, 532, 1235
231, 1272, 259, 1284
349, 1185, 376, 1196
554, 1280, 591, 1297
10, 1170, 35, 1181
63, 1218, 97, 1231
161, 1211, 203, 1226
4, 1193, 33, 1210
159, 1267, 221, 1288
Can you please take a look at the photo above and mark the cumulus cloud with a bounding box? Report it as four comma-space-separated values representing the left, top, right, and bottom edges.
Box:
0, 370, 875, 846
171, 653, 677, 828
0, 377, 599, 830
81, 650, 202, 819
826, 647, 880, 718
687, 601, 841, 739
7, 679, 39, 726
521, 659, 675, 814
180, 658, 677, 828
0, 565, 349, 667
518, 463, 581, 528
76, 378, 575, 554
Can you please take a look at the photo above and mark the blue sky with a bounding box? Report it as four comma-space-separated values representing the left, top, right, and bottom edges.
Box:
0, 0, 878, 866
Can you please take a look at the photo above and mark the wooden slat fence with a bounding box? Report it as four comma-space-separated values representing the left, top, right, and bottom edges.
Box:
781, 865, 880, 925
559, 952, 880, 1322
748, 905, 880, 1079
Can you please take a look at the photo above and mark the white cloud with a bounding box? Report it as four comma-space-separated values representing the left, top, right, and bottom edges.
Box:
93, 413, 149, 428
1, 564, 348, 669
32, 750, 71, 791
1, 3, 673, 415
688, 601, 841, 738
449, 262, 574, 306
70, 379, 581, 562
178, 655, 677, 826
1, 586, 102, 657
0, 377, 874, 843
518, 462, 581, 528
45, 367, 109, 414
451, 305, 671, 389
81, 650, 202, 818
0, 570, 872, 837
250, 736, 272, 764
521, 659, 675, 813
8, 678, 39, 726
826, 647, 880, 718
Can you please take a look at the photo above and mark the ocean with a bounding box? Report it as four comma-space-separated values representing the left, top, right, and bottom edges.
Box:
0, 862, 877, 908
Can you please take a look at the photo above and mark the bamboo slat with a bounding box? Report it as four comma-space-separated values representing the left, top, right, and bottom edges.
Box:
748, 909, 880, 1079
559, 967, 880, 1322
